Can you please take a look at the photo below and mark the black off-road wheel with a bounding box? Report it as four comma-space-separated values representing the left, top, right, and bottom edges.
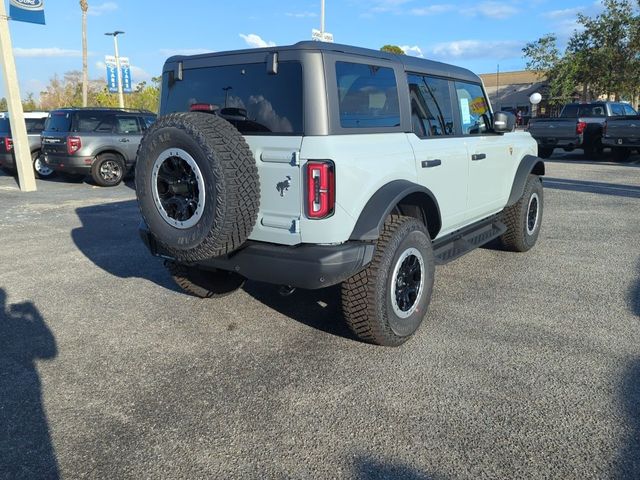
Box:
135, 113, 260, 263
92, 153, 125, 186
538, 146, 554, 159
499, 174, 544, 252
342, 215, 435, 347
167, 261, 245, 298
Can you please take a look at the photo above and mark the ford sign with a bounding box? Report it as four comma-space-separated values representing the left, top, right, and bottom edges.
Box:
9, 0, 46, 25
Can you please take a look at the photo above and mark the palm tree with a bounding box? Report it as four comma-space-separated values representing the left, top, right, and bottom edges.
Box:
80, 0, 88, 107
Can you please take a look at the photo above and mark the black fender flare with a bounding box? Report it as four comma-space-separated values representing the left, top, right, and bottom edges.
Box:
349, 180, 441, 241
507, 154, 545, 206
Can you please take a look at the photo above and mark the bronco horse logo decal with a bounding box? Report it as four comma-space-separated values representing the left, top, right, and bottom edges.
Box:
276, 176, 292, 197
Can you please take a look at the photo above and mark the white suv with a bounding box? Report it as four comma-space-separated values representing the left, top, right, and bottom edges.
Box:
135, 42, 545, 346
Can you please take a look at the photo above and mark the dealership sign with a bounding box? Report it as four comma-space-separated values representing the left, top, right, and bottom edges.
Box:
105, 56, 133, 94
9, 0, 46, 25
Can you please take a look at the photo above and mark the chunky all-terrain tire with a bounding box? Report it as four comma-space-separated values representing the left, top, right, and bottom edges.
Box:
32, 150, 55, 179
538, 146, 554, 159
342, 215, 435, 347
167, 261, 245, 298
92, 153, 125, 186
135, 113, 260, 263
499, 174, 543, 252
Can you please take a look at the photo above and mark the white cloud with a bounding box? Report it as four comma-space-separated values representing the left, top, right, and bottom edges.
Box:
239, 33, 276, 48
429, 40, 523, 60
14, 48, 83, 58
400, 45, 424, 57
159, 48, 212, 57
464, 2, 519, 19
369, 0, 413, 14
542, 7, 582, 19
285, 12, 317, 18
410, 5, 453, 16
88, 2, 118, 16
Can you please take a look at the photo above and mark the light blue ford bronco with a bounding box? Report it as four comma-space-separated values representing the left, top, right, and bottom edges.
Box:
136, 42, 545, 346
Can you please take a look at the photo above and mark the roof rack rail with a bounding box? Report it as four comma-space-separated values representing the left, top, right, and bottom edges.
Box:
54, 107, 155, 114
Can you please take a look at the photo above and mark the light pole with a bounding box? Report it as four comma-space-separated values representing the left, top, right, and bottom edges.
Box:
320, 0, 325, 35
105, 30, 125, 108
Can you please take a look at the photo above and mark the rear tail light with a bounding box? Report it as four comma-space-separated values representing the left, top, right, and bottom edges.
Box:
306, 160, 335, 219
576, 121, 587, 135
67, 136, 81, 155
4, 137, 13, 152
190, 103, 217, 112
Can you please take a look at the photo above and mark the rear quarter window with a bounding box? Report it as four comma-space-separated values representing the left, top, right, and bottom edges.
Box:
336, 62, 400, 128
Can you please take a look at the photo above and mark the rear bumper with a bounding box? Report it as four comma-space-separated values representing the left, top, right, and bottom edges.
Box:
602, 137, 640, 148
535, 136, 582, 148
139, 225, 375, 290
44, 153, 93, 174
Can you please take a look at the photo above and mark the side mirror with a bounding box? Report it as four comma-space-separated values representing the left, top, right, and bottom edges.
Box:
493, 111, 515, 134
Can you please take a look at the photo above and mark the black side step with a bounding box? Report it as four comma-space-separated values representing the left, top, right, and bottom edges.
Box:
432, 216, 507, 265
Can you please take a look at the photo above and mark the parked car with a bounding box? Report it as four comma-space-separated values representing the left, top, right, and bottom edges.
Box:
0, 111, 54, 178
602, 108, 640, 161
527, 102, 637, 158
136, 41, 544, 347
42, 108, 157, 186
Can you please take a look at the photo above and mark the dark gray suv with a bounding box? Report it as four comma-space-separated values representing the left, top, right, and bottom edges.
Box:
42, 108, 156, 186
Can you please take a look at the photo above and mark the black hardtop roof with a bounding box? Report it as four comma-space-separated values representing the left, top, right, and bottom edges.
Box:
165, 41, 481, 84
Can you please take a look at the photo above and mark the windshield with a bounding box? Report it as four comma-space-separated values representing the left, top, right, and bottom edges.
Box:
45, 112, 72, 132
163, 62, 303, 135
25, 118, 46, 133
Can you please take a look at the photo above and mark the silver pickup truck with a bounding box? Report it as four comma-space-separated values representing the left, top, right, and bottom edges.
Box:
527, 102, 637, 159
602, 115, 640, 161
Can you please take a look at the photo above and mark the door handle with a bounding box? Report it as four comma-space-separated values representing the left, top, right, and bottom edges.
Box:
119, 138, 130, 143
421, 159, 442, 168
472, 153, 486, 161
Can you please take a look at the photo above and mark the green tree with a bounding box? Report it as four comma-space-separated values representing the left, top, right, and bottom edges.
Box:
381, 45, 405, 55
22, 93, 37, 112
523, 0, 640, 102
0, 97, 7, 111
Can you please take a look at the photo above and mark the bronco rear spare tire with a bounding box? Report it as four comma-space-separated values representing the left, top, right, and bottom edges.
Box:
135, 112, 260, 262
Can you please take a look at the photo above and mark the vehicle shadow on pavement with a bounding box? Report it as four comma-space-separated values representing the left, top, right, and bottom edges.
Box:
353, 457, 443, 480
243, 283, 357, 341
0, 289, 59, 479
616, 358, 640, 478
543, 177, 640, 199
547, 158, 640, 168
72, 201, 178, 291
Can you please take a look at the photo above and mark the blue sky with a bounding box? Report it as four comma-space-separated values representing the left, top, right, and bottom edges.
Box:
1, 0, 604, 100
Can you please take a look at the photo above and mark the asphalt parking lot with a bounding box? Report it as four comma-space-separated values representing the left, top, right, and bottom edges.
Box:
1, 153, 639, 479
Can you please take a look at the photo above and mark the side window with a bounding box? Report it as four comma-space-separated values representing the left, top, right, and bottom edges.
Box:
141, 115, 156, 129
76, 113, 115, 133
336, 61, 400, 128
455, 81, 491, 135
624, 104, 637, 116
408, 74, 455, 137
116, 116, 142, 134
610, 104, 625, 116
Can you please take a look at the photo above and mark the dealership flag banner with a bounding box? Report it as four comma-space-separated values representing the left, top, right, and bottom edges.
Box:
9, 0, 46, 25
105, 55, 134, 94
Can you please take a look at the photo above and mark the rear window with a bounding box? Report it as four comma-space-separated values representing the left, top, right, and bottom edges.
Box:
45, 112, 72, 132
336, 62, 400, 128
0, 118, 8, 134
163, 62, 303, 135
